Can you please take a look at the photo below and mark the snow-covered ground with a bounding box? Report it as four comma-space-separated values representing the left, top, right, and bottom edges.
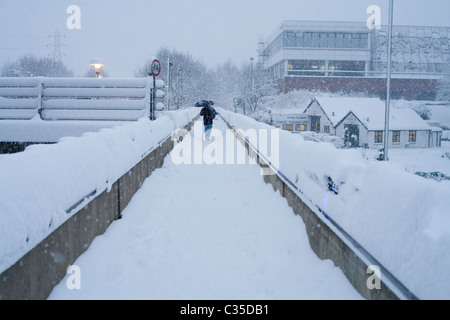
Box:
3, 103, 449, 300
220, 109, 450, 300
360, 141, 450, 177
48, 119, 362, 300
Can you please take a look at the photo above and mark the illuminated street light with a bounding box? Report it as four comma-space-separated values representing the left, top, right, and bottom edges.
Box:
89, 58, 106, 78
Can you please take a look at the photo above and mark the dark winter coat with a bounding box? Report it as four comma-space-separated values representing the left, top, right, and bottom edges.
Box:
200, 106, 216, 126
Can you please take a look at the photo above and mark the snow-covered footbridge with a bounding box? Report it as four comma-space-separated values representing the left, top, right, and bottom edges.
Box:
1, 78, 449, 301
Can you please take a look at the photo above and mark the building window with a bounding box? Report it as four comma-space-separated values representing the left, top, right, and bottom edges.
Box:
392, 131, 400, 144
359, 33, 369, 48
409, 131, 417, 143
264, 33, 283, 57
281, 31, 368, 49
343, 33, 352, 48
304, 32, 313, 47
328, 33, 336, 48
282, 124, 294, 131
375, 131, 383, 144
320, 33, 328, 47
295, 124, 307, 131
328, 61, 366, 77
312, 33, 320, 47
324, 125, 331, 133
287, 60, 326, 76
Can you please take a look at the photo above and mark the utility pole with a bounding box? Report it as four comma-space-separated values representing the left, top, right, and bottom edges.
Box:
383, 0, 394, 161
48, 29, 66, 64
167, 58, 173, 111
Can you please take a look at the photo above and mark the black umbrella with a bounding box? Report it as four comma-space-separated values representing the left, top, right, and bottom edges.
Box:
195, 100, 215, 108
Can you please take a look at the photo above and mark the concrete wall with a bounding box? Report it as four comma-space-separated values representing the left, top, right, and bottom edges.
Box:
225, 118, 413, 300
0, 118, 196, 300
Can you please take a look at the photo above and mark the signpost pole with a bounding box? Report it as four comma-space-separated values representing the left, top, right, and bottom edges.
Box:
149, 79, 153, 121
152, 74, 156, 120
148, 58, 161, 121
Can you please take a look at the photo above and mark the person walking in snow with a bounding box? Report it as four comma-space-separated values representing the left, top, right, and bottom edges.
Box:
199, 102, 216, 140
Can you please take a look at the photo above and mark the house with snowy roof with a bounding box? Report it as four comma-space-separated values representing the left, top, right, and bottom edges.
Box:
303, 97, 441, 149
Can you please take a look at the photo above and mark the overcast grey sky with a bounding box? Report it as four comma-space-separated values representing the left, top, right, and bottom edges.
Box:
0, 0, 449, 77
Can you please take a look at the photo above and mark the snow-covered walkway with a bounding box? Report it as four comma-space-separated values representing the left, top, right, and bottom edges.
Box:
48, 118, 361, 300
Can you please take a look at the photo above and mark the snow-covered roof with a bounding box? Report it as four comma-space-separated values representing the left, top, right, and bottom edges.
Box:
387, 108, 433, 131
311, 97, 432, 131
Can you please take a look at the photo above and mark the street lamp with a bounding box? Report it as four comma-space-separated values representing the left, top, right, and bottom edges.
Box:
383, 0, 394, 161
89, 58, 106, 78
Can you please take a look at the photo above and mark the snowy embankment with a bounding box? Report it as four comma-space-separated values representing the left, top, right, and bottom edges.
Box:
220, 108, 450, 300
0, 108, 198, 275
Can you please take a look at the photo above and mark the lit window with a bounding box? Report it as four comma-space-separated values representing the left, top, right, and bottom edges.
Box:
328, 61, 365, 77
409, 131, 417, 143
287, 60, 326, 76
375, 131, 383, 144
295, 124, 307, 131
392, 131, 400, 144
324, 126, 330, 134
282, 124, 294, 131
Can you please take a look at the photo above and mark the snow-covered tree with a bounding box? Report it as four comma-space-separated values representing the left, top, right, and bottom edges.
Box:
135, 48, 213, 109
238, 62, 280, 115
135, 48, 280, 112
210, 60, 242, 110
411, 104, 432, 120
1, 54, 73, 77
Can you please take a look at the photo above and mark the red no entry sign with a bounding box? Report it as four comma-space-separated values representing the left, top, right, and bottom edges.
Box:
151, 59, 161, 77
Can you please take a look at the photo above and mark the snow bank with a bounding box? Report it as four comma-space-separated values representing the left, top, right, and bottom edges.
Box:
0, 108, 199, 275
158, 108, 199, 130
220, 108, 450, 300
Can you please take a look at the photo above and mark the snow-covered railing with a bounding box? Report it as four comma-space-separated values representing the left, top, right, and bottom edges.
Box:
0, 78, 40, 120
0, 77, 165, 121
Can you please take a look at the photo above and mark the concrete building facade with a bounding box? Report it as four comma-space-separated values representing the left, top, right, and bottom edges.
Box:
259, 21, 450, 101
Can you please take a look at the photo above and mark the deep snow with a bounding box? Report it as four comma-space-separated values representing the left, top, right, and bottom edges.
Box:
2, 103, 449, 300
220, 109, 450, 300
0, 109, 198, 275
48, 119, 362, 300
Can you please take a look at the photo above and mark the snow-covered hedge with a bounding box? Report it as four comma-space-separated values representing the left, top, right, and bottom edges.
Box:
220, 108, 450, 300
0, 108, 198, 275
